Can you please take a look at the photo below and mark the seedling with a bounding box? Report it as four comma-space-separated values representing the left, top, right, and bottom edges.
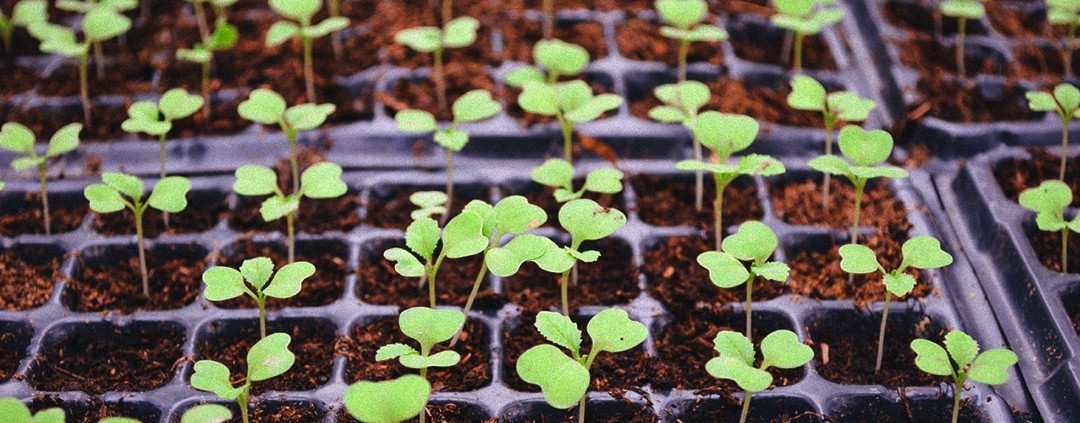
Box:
706, 330, 813, 423
839, 236, 953, 373
394, 15, 478, 113
787, 74, 877, 210
517, 309, 647, 423
674, 111, 785, 250
560, 199, 627, 316
191, 332, 295, 423
383, 208, 487, 308
655, 0, 728, 81
265, 0, 349, 103
54, 0, 136, 78
84, 173, 191, 296
409, 191, 448, 220
0, 398, 64, 423
177, 0, 239, 119
0, 0, 46, 55
542, 0, 553, 39
911, 330, 1017, 423
1049, 0, 1080, 77
770, 0, 842, 72
696, 221, 789, 338
237, 88, 336, 196
121, 88, 204, 182
0, 122, 81, 235
232, 162, 347, 264
938, 0, 986, 77
1026, 82, 1080, 181
181, 404, 232, 423
649, 80, 711, 210
1019, 180, 1080, 273
376, 306, 464, 423
395, 89, 501, 225
28, 5, 131, 125
344, 375, 431, 423
202, 257, 315, 338
807, 126, 908, 244
506, 38, 589, 86
530, 158, 624, 203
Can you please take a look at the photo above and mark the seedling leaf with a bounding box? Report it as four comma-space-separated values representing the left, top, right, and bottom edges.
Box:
160, 88, 204, 121
588, 308, 647, 354
270, 0, 319, 22
285, 103, 335, 131
0, 122, 35, 153
399, 307, 465, 347
706, 355, 772, 392
442, 16, 479, 48
656, 0, 707, 29
838, 126, 893, 167
518, 82, 559, 116
534, 39, 589, 78
564, 93, 622, 123
531, 159, 574, 188
266, 21, 299, 46
1026, 91, 1058, 112
433, 129, 468, 151
45, 123, 82, 156
181, 404, 232, 423
967, 349, 1018, 385
263, 261, 315, 298
103, 172, 143, 199
260, 195, 298, 221
903, 236, 953, 269
375, 343, 417, 361
910, 338, 954, 376
300, 162, 347, 198
83, 7, 130, 43
233, 165, 277, 196
721, 221, 777, 263
147, 176, 191, 213
83, 184, 126, 213
759, 330, 813, 370
304, 16, 348, 38
394, 26, 440, 53
384, 248, 425, 277
239, 257, 274, 291
883, 272, 916, 297
558, 198, 627, 242
535, 310, 582, 353
238, 89, 286, 125
0, 398, 33, 423
692, 112, 759, 159
839, 244, 879, 274
247, 332, 295, 382
654, 81, 710, 116
582, 168, 624, 193
405, 217, 440, 260
945, 330, 979, 375
697, 251, 749, 288
442, 211, 488, 258
191, 360, 242, 400
829, 92, 876, 122
787, 75, 826, 111
516, 344, 589, 409
494, 195, 547, 234
399, 350, 461, 368
505, 67, 545, 88
344, 375, 430, 423
753, 261, 790, 282
453, 89, 501, 123
396, 110, 438, 133
486, 234, 557, 277
202, 266, 247, 301
1019, 180, 1073, 214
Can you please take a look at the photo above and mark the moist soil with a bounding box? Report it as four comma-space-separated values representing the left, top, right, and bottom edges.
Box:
364, 185, 485, 230
67, 244, 205, 313
897, 35, 1006, 77
615, 18, 722, 66
337, 316, 492, 392
381, 61, 496, 122
769, 175, 911, 236
4, 101, 131, 141
93, 193, 228, 237
787, 234, 933, 306
629, 173, 762, 229
208, 402, 323, 423
195, 319, 337, 394
507, 396, 658, 423
628, 76, 824, 127
0, 192, 88, 237
502, 238, 639, 313
992, 148, 1080, 207
881, 0, 989, 37
0, 323, 30, 381
1029, 230, 1080, 274
501, 19, 607, 63
212, 238, 347, 309
228, 192, 362, 234
30, 397, 160, 423
30, 324, 184, 394
0, 247, 62, 310
729, 30, 835, 71
357, 239, 505, 310
665, 394, 821, 423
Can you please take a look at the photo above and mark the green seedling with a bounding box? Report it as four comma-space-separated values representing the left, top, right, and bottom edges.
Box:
394, 15, 478, 113
84, 173, 191, 296
696, 221, 789, 338
28, 5, 131, 125
232, 162, 346, 264
121, 88, 204, 183
706, 330, 813, 423
177, 0, 239, 119
655, 0, 728, 82
787, 75, 877, 210
542, 0, 553, 39
344, 375, 431, 423
0, 122, 81, 235
266, 0, 349, 103
938, 0, 985, 77
808, 126, 908, 244
202, 257, 315, 339
839, 236, 953, 373
191, 333, 295, 423
770, 0, 842, 72
649, 80, 711, 210
530, 158, 624, 203
55, 0, 135, 78
0, 397, 64, 423
675, 112, 785, 250
396, 89, 501, 225
409, 191, 448, 220
1026, 83, 1080, 181
1049, 0, 1080, 77
376, 306, 464, 423
0, 0, 46, 55
180, 404, 232, 423
517, 309, 647, 423
911, 330, 1017, 423
1019, 180, 1080, 273
383, 208, 487, 309
506, 38, 589, 86
237, 88, 336, 196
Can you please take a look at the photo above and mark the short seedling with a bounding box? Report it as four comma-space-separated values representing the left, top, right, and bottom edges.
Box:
202, 257, 315, 339
649, 80, 711, 210
191, 332, 295, 423
237, 88, 336, 196
394, 15, 478, 113
0, 122, 81, 235
787, 74, 877, 210
266, 0, 348, 103
121, 88, 204, 182
506, 38, 589, 87
807, 126, 908, 245
1049, 0, 1080, 77
706, 330, 813, 423
655, 0, 728, 81
938, 0, 986, 78
676, 112, 785, 250
344, 374, 430, 423
911, 330, 1017, 423
770, 0, 843, 72
0, 396, 143, 423
384, 208, 487, 308
396, 89, 501, 225
409, 190, 449, 220
696, 221, 789, 338
177, 0, 239, 119
530, 158, 624, 203
54, 0, 136, 78
517, 309, 647, 423
84, 173, 191, 296
1026, 82, 1080, 181
1019, 180, 1080, 273
376, 307, 464, 423
180, 404, 232, 423
839, 236, 953, 373
0, 0, 46, 55
232, 162, 347, 264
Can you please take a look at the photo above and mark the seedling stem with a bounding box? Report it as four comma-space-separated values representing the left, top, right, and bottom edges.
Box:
677, 39, 689, 82
329, 0, 342, 57
38, 164, 50, 234
559, 112, 573, 163
851, 178, 864, 244
876, 292, 892, 372
739, 391, 752, 423
792, 31, 804, 73
79, 54, 90, 126
542, 0, 553, 39
192, 0, 210, 42
956, 17, 967, 77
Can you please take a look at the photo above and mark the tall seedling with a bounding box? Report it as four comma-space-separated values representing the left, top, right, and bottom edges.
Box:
202, 257, 315, 338
530, 158, 624, 203
0, 122, 81, 235
344, 375, 431, 423
396, 89, 501, 225
650, 80, 710, 210
383, 208, 487, 308
676, 112, 785, 250
237, 88, 335, 196
1049, 0, 1080, 77
1026, 82, 1080, 181
191, 333, 295, 423
911, 330, 1017, 423
395, 14, 478, 113
938, 0, 986, 78
121, 88, 204, 182
655, 0, 728, 82
770, 0, 842, 72
84, 173, 191, 296
839, 236, 953, 373
787, 75, 876, 210
266, 0, 349, 103
1019, 180, 1080, 273
376, 307, 465, 423
696, 221, 789, 338
707, 330, 813, 423
0, 0, 46, 55
178, 0, 239, 118
55, 0, 136, 77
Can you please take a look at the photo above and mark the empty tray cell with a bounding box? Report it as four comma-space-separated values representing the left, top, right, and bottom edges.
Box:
214, 238, 349, 309
356, 237, 502, 310
825, 391, 991, 423
0, 242, 65, 310
66, 242, 208, 313
0, 188, 88, 236
662, 393, 821, 423
0, 320, 31, 381
629, 173, 760, 228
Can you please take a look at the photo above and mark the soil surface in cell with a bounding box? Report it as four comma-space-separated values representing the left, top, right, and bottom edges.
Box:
30, 397, 159, 423
507, 398, 658, 423
769, 175, 911, 234
93, 193, 227, 236
616, 18, 722, 66
0, 325, 30, 381
628, 76, 824, 127
358, 241, 505, 310
228, 155, 361, 234
502, 238, 639, 313
382, 61, 496, 121
787, 234, 933, 305
501, 19, 607, 63
31, 325, 184, 393
217, 403, 323, 423
882, 0, 988, 36
630, 173, 762, 228
729, 30, 835, 71
517, 181, 625, 229
808, 312, 949, 387
667, 394, 821, 423
365, 186, 485, 230
196, 320, 337, 394
0, 248, 61, 310
213, 239, 347, 309
992, 148, 1080, 207
0, 193, 87, 236
1029, 230, 1080, 274
68, 245, 205, 312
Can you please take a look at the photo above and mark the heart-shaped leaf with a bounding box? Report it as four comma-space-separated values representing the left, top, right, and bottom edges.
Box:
0, 122, 35, 154
721, 221, 777, 263
181, 404, 232, 423
375, 343, 417, 362
452, 89, 501, 123
301, 162, 347, 199
706, 355, 773, 392
910, 338, 954, 377
656, 0, 707, 29
160, 88, 204, 121
202, 265, 247, 301
103, 172, 144, 199
588, 308, 647, 354
752, 261, 790, 282
270, 0, 320, 22
259, 194, 299, 221
692, 111, 759, 160
535, 310, 582, 353
442, 16, 479, 48
494, 195, 547, 234
233, 165, 278, 196
394, 26, 441, 53
344, 375, 430, 423
148, 176, 191, 213
558, 198, 626, 243
263, 261, 315, 298
84, 184, 126, 213
760, 330, 813, 370
582, 168, 624, 194
441, 211, 488, 258
967, 349, 1018, 385
838, 244, 879, 274
247, 332, 295, 382
398, 307, 465, 348
532, 159, 574, 189
190, 360, 242, 400
838, 126, 893, 167
284, 103, 335, 131
433, 129, 468, 151
384, 248, 425, 278
902, 236, 953, 270
697, 251, 750, 288
239, 89, 286, 125
516, 344, 589, 409
45, 123, 82, 157
518, 81, 559, 116
787, 75, 826, 112
534, 39, 588, 78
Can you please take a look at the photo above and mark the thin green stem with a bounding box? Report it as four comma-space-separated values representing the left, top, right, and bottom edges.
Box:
577, 394, 586, 423
822, 114, 835, 212
286, 212, 295, 264
739, 391, 752, 423
450, 253, 490, 347
93, 41, 104, 80
427, 254, 447, 309
238, 385, 251, 423
159, 133, 170, 229
745, 272, 753, 339
201, 59, 211, 119
1061, 119, 1069, 182
192, 0, 210, 42
79, 54, 90, 127
542, 0, 553, 40
303, 36, 316, 103
559, 113, 574, 163
957, 18, 967, 78
952, 379, 962, 423
258, 299, 267, 339
434, 47, 447, 114
714, 174, 735, 252
875, 292, 891, 374
441, 149, 454, 227
1062, 229, 1069, 274
288, 131, 300, 195
38, 165, 50, 235
677, 39, 689, 82
1067, 21, 1078, 78
2, 29, 12, 55
560, 268, 571, 317
329, 0, 342, 58
692, 132, 703, 211
851, 179, 865, 245
793, 32, 804, 73
135, 206, 149, 296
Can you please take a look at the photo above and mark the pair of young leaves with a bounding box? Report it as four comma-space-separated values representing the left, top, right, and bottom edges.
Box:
203, 257, 315, 308
265, 0, 348, 46
911, 330, 1017, 391
707, 330, 813, 393
376, 307, 466, 371
232, 162, 346, 222
698, 221, 788, 288
396, 89, 501, 152
770, 0, 843, 36
191, 332, 296, 402
121, 88, 204, 137
808, 126, 907, 181
654, 0, 727, 43
0, 397, 139, 423
0, 122, 81, 173
839, 236, 953, 297
787, 75, 876, 129
1020, 180, 1080, 234
506, 39, 623, 125
84, 173, 191, 216
238, 88, 336, 136
395, 16, 479, 54
29, 3, 129, 57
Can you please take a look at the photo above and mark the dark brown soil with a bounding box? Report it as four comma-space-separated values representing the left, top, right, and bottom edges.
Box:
29, 397, 160, 423
630, 173, 762, 229
665, 394, 822, 423
2, 102, 131, 141
212, 239, 347, 309
513, 180, 625, 229
992, 148, 1080, 207
501, 19, 607, 63
31, 323, 184, 394
0, 64, 39, 96
357, 239, 505, 309
769, 175, 912, 236
628, 75, 824, 127
365, 185, 486, 230
38, 61, 156, 98
0, 322, 30, 381
381, 61, 496, 121
511, 0, 652, 12
1012, 43, 1071, 80
505, 396, 658, 423
67, 244, 205, 313
788, 235, 933, 305
195, 319, 337, 394
897, 35, 1005, 78
502, 238, 639, 313
501, 311, 652, 393
337, 316, 492, 392
616, 18, 722, 66
195, 402, 323, 423
337, 402, 495, 423
1029, 230, 1080, 274
0, 192, 87, 236
0, 246, 62, 310
729, 31, 835, 71
881, 0, 988, 36
92, 192, 227, 236
912, 76, 1042, 123
228, 193, 361, 234
985, 1, 1055, 39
